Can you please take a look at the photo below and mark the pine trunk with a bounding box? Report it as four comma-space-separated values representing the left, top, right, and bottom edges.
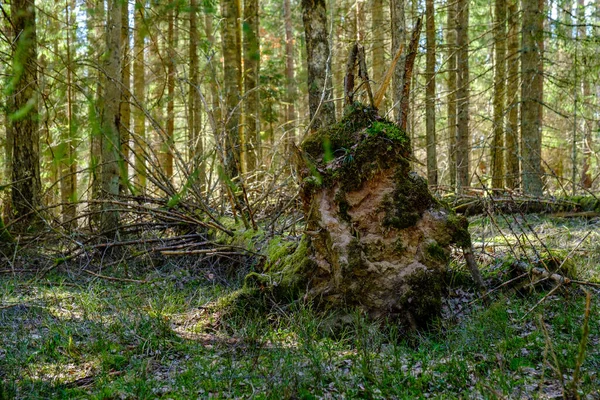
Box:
189, 0, 204, 186
520, 0, 545, 196
446, 1, 457, 189
284, 0, 297, 150
456, 0, 470, 193
301, 0, 336, 132
491, 0, 506, 189
425, 0, 437, 188
165, 7, 175, 182
133, 1, 146, 191
390, 0, 407, 127
505, 0, 520, 189
243, 0, 261, 173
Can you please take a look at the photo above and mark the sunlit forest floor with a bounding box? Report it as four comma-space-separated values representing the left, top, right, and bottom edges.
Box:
1, 215, 599, 399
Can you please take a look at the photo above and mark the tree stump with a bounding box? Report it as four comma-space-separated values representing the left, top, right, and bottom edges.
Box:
289, 104, 473, 327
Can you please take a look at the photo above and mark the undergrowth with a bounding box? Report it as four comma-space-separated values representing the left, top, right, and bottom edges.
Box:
0, 215, 599, 399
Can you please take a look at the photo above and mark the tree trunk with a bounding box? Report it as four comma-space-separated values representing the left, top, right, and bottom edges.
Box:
120, 0, 130, 194
579, 0, 592, 189
505, 0, 520, 189
371, 0, 386, 106
491, 0, 506, 189
425, 0, 437, 188
188, 0, 205, 186
133, 1, 146, 192
521, 0, 545, 196
165, 7, 175, 182
446, 0, 457, 189
9, 0, 41, 228
99, 0, 122, 234
221, 0, 243, 178
284, 0, 297, 151
88, 0, 104, 205
456, 0, 470, 193
390, 0, 407, 127
301, 0, 336, 133
61, 0, 78, 227
243, 0, 261, 173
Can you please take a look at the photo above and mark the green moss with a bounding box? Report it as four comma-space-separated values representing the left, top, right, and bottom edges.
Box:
426, 241, 448, 263
214, 286, 270, 320
400, 267, 444, 327
334, 190, 350, 222
445, 213, 472, 248
366, 121, 407, 142
382, 172, 432, 229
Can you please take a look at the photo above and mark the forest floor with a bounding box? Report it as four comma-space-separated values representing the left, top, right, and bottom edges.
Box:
1, 214, 599, 399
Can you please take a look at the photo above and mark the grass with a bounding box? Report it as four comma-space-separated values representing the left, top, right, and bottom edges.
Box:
1, 215, 599, 399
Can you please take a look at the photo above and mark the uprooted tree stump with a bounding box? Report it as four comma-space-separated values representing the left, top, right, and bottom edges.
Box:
241, 104, 483, 328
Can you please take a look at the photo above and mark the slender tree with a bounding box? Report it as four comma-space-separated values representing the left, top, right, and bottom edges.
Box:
301, 0, 336, 132
520, 0, 545, 195
491, 0, 506, 189
283, 0, 297, 150
390, 0, 407, 127
188, 0, 204, 185
243, 0, 261, 172
371, 0, 385, 102
120, 0, 130, 193
99, 0, 122, 233
165, 6, 175, 182
425, 0, 437, 187
446, 0, 457, 188
505, 0, 520, 189
456, 0, 470, 193
579, 0, 592, 189
221, 0, 243, 178
8, 0, 41, 226
133, 1, 146, 191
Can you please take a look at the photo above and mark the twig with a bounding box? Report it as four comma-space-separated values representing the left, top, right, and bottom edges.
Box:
82, 269, 148, 284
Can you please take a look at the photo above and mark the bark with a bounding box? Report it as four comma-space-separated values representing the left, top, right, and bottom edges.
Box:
9, 0, 41, 227
188, 0, 205, 186
165, 7, 175, 182
243, 0, 261, 172
61, 0, 78, 227
456, 0, 470, 193
390, 0, 407, 127
579, 0, 592, 189
446, 0, 457, 189
425, 0, 437, 187
301, 0, 336, 132
491, 0, 506, 189
120, 0, 130, 193
371, 0, 385, 103
133, 1, 146, 191
221, 0, 243, 178
99, 0, 122, 234
505, 0, 520, 189
521, 0, 545, 196
284, 0, 297, 150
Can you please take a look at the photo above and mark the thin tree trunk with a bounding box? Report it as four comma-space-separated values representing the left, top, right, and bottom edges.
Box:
189, 0, 205, 186
99, 0, 122, 233
133, 1, 146, 191
61, 0, 77, 227
120, 0, 131, 193
425, 0, 437, 187
390, 0, 407, 127
9, 0, 41, 227
243, 0, 261, 172
446, 0, 457, 189
371, 0, 385, 106
221, 0, 243, 178
88, 0, 104, 204
456, 0, 470, 193
521, 0, 545, 196
491, 0, 507, 189
579, 0, 592, 189
165, 7, 175, 182
505, 0, 520, 189
284, 0, 297, 151
301, 0, 336, 133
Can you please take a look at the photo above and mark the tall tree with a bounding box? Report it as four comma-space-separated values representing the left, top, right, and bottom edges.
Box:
283, 0, 297, 150
446, 0, 457, 188
505, 0, 520, 189
99, 0, 122, 233
61, 0, 78, 226
243, 0, 261, 172
165, 6, 175, 182
456, 0, 470, 193
133, 1, 146, 191
301, 0, 336, 132
579, 0, 592, 189
371, 0, 385, 102
390, 0, 407, 127
520, 0, 545, 195
491, 0, 507, 189
188, 0, 204, 185
120, 0, 131, 193
8, 0, 41, 226
425, 0, 437, 187
221, 0, 243, 178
